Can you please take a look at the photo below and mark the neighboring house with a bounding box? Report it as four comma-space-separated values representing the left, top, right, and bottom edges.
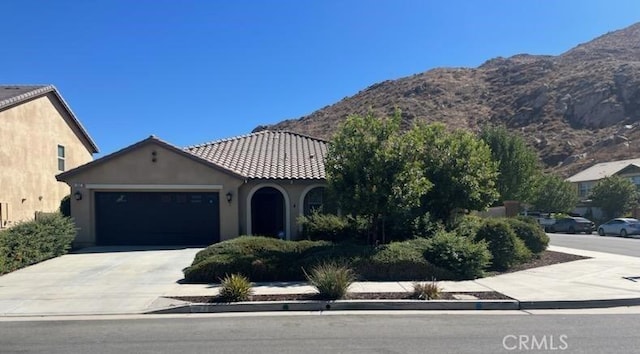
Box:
0, 85, 98, 228
566, 157, 640, 220
566, 158, 640, 199
56, 131, 330, 248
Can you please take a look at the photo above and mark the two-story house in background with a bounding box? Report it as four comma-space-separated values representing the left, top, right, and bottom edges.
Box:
566, 157, 640, 219
0, 85, 98, 228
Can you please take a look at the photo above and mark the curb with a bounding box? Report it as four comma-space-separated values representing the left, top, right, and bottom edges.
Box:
148, 299, 520, 314
147, 297, 640, 314
518, 297, 640, 310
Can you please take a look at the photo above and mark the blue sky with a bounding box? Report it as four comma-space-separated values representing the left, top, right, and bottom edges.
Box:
3, 0, 639, 156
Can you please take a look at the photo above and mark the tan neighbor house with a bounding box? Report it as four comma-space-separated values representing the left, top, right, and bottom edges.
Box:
566, 157, 640, 219
0, 85, 98, 228
56, 131, 331, 248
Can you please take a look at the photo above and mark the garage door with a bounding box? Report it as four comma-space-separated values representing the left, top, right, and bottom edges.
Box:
95, 192, 220, 246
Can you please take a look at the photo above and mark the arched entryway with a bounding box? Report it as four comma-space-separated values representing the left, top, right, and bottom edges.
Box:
250, 186, 286, 238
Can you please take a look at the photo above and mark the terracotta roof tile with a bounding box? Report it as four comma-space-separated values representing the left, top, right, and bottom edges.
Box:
186, 131, 328, 180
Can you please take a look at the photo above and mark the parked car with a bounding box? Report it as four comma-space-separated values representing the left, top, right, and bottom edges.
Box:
597, 218, 640, 237
548, 217, 595, 234
518, 211, 556, 231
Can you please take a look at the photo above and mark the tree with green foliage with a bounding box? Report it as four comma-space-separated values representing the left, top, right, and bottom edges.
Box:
410, 123, 499, 222
479, 125, 540, 203
325, 112, 432, 244
531, 174, 578, 213
589, 176, 639, 219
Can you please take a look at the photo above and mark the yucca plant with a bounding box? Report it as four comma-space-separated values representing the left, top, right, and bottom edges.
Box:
412, 280, 442, 300
304, 262, 356, 300
218, 273, 253, 302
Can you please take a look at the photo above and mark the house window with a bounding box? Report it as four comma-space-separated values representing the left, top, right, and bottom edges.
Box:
578, 182, 590, 199
630, 176, 640, 188
57, 145, 65, 171
303, 187, 337, 216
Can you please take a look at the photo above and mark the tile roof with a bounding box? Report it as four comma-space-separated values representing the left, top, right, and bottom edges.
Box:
57, 135, 244, 181
186, 131, 328, 179
566, 157, 640, 182
0, 85, 99, 153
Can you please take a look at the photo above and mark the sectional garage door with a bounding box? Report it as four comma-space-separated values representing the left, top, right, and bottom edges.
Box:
95, 192, 220, 246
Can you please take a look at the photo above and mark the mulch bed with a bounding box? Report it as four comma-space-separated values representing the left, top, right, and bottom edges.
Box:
169, 250, 589, 304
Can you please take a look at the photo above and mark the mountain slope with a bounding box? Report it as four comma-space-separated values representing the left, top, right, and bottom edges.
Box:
257, 23, 640, 176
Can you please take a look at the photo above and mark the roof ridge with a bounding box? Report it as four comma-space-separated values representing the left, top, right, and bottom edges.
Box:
185, 129, 328, 150
0, 85, 54, 109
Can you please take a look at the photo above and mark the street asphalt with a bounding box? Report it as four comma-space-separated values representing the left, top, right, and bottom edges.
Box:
2, 313, 640, 353
548, 232, 640, 257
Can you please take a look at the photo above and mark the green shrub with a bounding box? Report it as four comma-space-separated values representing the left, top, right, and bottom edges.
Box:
59, 195, 71, 217
184, 236, 341, 282
412, 280, 442, 300
298, 211, 351, 241
304, 262, 356, 300
475, 219, 531, 271
506, 218, 549, 255
356, 238, 453, 280
409, 212, 444, 239
450, 214, 484, 239
423, 230, 491, 279
0, 213, 76, 275
218, 273, 253, 302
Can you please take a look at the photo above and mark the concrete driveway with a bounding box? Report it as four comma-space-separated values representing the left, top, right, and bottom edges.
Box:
0, 246, 202, 316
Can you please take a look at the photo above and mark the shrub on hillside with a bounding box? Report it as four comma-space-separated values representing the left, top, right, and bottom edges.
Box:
475, 219, 531, 271
356, 238, 453, 280
423, 230, 491, 279
505, 218, 549, 255
0, 213, 76, 275
298, 211, 351, 241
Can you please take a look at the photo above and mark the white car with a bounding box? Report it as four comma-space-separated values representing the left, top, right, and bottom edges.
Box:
597, 218, 640, 237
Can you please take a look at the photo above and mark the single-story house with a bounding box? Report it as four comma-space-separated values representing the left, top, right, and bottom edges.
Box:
56, 131, 331, 248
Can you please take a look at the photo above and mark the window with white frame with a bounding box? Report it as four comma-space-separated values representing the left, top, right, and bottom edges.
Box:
57, 145, 65, 171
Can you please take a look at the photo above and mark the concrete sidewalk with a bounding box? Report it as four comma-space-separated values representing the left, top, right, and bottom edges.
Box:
2, 245, 640, 316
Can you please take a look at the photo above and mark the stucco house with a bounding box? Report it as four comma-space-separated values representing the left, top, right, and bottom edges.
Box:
566, 158, 640, 200
566, 157, 640, 219
0, 85, 98, 228
56, 131, 331, 248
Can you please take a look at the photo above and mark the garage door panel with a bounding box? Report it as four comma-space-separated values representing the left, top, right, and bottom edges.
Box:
95, 192, 220, 246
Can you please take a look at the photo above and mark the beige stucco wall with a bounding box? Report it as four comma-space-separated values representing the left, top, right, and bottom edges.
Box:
0, 94, 94, 228
238, 179, 328, 240
60, 141, 245, 247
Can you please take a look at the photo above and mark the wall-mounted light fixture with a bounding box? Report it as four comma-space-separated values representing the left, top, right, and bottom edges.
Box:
226, 192, 233, 203
74, 191, 83, 201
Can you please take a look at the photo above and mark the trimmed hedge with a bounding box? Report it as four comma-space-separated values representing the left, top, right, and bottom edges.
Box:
184, 236, 463, 283
0, 214, 77, 275
298, 212, 351, 242
184, 236, 355, 282
505, 218, 549, 255
423, 230, 491, 279
357, 238, 454, 281
475, 219, 531, 271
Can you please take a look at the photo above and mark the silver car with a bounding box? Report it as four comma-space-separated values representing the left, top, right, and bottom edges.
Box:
597, 218, 640, 237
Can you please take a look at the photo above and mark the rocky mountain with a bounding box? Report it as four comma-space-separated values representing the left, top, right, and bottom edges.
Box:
256, 22, 640, 177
